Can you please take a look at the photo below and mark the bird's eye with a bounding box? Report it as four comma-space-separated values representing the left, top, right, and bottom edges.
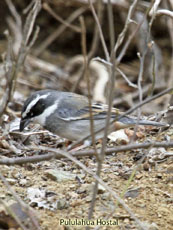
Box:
22, 98, 47, 119
24, 111, 34, 119
29, 100, 46, 117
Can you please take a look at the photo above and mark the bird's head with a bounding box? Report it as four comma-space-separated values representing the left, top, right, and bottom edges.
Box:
20, 90, 58, 131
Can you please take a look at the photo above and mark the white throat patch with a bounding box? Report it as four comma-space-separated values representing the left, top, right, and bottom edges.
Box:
22, 93, 50, 118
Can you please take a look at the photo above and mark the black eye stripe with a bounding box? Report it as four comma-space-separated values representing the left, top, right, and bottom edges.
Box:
26, 99, 47, 118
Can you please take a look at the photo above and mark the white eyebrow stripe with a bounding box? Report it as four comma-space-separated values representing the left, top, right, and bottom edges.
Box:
22, 93, 50, 118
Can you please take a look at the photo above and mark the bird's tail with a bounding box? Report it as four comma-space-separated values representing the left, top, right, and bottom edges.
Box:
118, 116, 168, 127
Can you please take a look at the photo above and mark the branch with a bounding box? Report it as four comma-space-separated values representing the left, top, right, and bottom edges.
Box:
156, 9, 173, 18
1, 141, 173, 165
0, 0, 41, 119
34, 7, 87, 56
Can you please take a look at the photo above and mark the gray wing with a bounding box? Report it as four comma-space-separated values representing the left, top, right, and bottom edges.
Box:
57, 92, 89, 120
57, 95, 120, 121
56, 93, 167, 127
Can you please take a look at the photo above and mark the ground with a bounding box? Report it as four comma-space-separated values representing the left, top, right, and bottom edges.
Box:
0, 126, 172, 230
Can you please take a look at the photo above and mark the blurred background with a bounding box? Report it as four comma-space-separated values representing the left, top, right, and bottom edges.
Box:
0, 0, 173, 116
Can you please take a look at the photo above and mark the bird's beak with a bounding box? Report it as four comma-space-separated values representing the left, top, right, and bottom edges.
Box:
20, 118, 31, 132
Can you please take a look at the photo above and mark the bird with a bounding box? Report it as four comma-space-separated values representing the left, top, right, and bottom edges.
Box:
20, 89, 168, 141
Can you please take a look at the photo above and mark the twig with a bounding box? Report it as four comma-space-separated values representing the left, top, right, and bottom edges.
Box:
117, 15, 145, 64
115, 0, 141, 142
5, 0, 22, 30
88, 0, 104, 59
87, 0, 114, 222
79, 16, 98, 159
134, 0, 160, 132
163, 0, 173, 109
149, 0, 162, 17
155, 9, 173, 18
23, 0, 41, 46
26, 55, 67, 77
23, 0, 35, 14
113, 84, 165, 107
71, 0, 104, 94
113, 0, 139, 56
93, 148, 148, 230
0, 199, 28, 230
88, 0, 140, 223
100, 0, 139, 172
34, 7, 87, 56
88, 0, 110, 61
0, 172, 40, 230
134, 45, 147, 141
149, 0, 161, 31
43, 3, 81, 33
0, 31, 14, 118
0, 0, 41, 120
1, 141, 173, 165
116, 67, 138, 88
92, 57, 138, 89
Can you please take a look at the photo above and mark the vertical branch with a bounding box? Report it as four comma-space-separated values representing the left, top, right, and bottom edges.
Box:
135, 0, 160, 128
107, 0, 115, 52
12, 0, 41, 97
100, 0, 115, 163
0, 0, 41, 121
164, 0, 173, 108
34, 7, 87, 56
88, 0, 110, 61
0, 32, 15, 118
87, 0, 116, 222
87, 0, 140, 223
79, 16, 98, 158
88, 0, 104, 59
72, 0, 104, 93
100, 0, 139, 208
